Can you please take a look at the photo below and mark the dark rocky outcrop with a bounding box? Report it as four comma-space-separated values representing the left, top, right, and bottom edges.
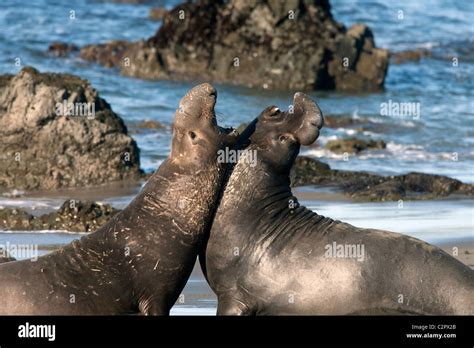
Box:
0, 67, 142, 190
80, 40, 136, 68
48, 42, 79, 57
291, 156, 474, 201
325, 137, 386, 154
80, 0, 389, 92
0, 199, 119, 232
0, 207, 35, 230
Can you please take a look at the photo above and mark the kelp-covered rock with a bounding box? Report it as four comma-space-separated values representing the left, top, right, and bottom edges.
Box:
0, 199, 119, 232
0, 207, 35, 230
80, 0, 388, 92
37, 199, 119, 232
0, 67, 142, 190
291, 156, 474, 201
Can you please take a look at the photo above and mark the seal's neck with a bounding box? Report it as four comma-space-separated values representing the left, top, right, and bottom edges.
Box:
219, 157, 293, 226
73, 158, 225, 313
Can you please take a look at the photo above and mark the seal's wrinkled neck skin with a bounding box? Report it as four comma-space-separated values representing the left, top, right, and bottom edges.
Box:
203, 94, 324, 287
219, 93, 323, 220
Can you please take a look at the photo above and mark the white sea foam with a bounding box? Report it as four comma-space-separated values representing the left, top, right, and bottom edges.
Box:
417, 41, 440, 50
304, 142, 460, 162
0, 198, 60, 210
336, 128, 357, 135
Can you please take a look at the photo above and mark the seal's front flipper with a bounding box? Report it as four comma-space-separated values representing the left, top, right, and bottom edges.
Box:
139, 300, 169, 316
217, 296, 253, 316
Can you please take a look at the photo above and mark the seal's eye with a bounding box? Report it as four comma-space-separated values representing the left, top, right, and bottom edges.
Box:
278, 135, 288, 142
189, 131, 197, 140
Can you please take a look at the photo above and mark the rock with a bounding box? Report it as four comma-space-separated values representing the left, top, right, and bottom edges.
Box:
325, 137, 386, 154
290, 156, 474, 201
0, 199, 119, 232
348, 180, 406, 202
323, 115, 365, 128
0, 207, 35, 230
399, 172, 463, 197
80, 0, 389, 92
328, 24, 389, 91
390, 49, 432, 64
0, 251, 16, 263
136, 120, 166, 129
346, 173, 466, 201
48, 42, 79, 57
290, 156, 331, 186
149, 7, 168, 20
80, 40, 138, 68
37, 199, 119, 232
0, 67, 142, 190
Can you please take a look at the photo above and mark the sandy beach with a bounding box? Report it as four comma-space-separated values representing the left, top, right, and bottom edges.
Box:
440, 239, 474, 270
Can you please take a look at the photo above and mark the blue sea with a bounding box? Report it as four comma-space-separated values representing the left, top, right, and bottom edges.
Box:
0, 0, 473, 314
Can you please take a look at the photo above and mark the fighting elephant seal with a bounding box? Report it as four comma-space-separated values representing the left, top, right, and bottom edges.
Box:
0, 83, 237, 315
201, 93, 474, 315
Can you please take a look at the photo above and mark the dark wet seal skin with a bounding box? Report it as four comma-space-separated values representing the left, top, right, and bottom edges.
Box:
0, 83, 238, 315
200, 93, 474, 315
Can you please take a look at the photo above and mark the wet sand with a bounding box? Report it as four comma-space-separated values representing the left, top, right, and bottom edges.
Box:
439, 239, 474, 270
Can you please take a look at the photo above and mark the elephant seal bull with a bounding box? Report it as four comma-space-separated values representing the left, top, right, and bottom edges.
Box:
0, 83, 237, 315
201, 93, 474, 315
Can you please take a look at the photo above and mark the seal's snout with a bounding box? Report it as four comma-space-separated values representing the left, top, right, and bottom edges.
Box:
293, 92, 324, 129
178, 83, 217, 118
191, 83, 217, 99
291, 92, 324, 146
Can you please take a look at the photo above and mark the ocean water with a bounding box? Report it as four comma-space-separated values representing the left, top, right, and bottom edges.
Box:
0, 0, 473, 179
0, 0, 473, 314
